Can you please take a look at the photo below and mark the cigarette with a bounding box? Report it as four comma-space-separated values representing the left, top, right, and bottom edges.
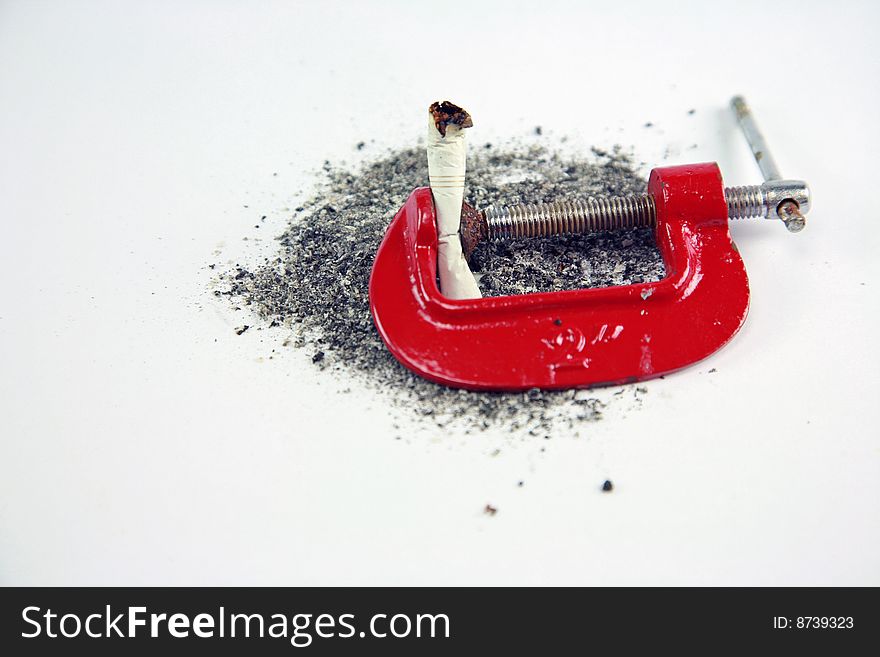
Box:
427, 101, 482, 300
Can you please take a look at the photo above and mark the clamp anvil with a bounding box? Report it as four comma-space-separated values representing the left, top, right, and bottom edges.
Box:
369, 97, 811, 391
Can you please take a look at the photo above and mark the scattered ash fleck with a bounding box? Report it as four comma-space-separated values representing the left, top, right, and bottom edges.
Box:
484, 504, 498, 516
234, 325, 250, 336
534, 126, 543, 136
218, 143, 663, 436
602, 479, 614, 492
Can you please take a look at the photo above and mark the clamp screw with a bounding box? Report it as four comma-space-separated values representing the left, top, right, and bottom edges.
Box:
460, 97, 810, 258
729, 95, 808, 232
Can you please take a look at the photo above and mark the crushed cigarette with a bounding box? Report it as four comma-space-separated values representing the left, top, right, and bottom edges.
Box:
427, 100, 481, 299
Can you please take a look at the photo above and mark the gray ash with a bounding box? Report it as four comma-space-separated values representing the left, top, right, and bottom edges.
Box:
219, 143, 663, 436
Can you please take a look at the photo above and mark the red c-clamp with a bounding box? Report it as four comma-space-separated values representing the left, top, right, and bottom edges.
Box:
369, 98, 810, 390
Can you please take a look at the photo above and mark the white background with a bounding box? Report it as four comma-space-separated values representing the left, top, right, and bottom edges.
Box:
1, 0, 878, 585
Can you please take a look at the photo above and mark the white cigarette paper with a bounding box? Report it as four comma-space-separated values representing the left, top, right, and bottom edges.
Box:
427, 113, 482, 300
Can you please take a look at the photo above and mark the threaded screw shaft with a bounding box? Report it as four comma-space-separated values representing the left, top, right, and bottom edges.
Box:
477, 183, 806, 243
482, 194, 656, 240
724, 185, 767, 219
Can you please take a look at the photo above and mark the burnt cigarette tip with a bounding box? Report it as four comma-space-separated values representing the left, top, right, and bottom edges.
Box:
429, 100, 473, 137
